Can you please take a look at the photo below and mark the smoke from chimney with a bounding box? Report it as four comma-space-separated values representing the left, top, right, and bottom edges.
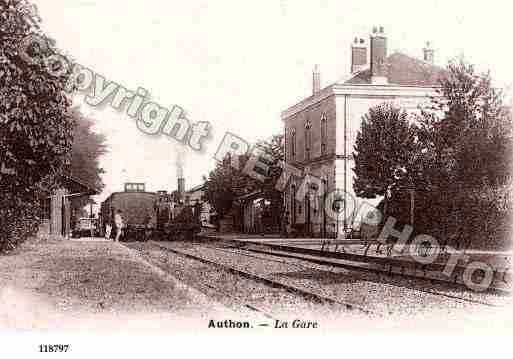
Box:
175, 148, 185, 179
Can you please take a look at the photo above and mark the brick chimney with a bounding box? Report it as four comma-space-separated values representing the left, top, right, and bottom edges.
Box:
351, 37, 367, 74
312, 64, 321, 95
370, 26, 388, 85
423, 41, 434, 64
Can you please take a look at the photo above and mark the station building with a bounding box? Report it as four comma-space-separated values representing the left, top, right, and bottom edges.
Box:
281, 26, 445, 237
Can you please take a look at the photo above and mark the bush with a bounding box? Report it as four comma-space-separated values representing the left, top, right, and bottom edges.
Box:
1, 1, 74, 252
0, 194, 42, 252
384, 182, 513, 250
455, 184, 512, 250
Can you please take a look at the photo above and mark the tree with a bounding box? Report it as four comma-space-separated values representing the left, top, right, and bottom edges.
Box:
70, 108, 107, 190
1, 1, 73, 196
1, 0, 74, 250
353, 103, 421, 223
68, 108, 107, 219
254, 134, 285, 226
416, 57, 513, 248
204, 155, 244, 219
204, 134, 285, 228
419, 57, 511, 190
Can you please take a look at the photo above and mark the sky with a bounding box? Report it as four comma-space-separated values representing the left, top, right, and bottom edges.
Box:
32, 0, 513, 207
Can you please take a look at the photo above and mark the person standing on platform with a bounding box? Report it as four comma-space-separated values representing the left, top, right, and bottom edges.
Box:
114, 209, 124, 242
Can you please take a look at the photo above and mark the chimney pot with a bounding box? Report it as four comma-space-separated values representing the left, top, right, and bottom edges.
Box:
423, 41, 434, 64
312, 64, 321, 95
370, 27, 388, 84
351, 37, 367, 74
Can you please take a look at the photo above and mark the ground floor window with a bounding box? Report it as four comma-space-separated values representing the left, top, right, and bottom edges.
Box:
290, 185, 296, 225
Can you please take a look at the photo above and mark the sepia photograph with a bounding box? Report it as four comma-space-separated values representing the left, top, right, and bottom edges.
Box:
1, 0, 512, 357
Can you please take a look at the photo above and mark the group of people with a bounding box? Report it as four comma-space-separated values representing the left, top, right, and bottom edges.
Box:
104, 209, 124, 242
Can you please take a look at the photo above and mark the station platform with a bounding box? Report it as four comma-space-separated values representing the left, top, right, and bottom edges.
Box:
198, 232, 512, 260
196, 232, 512, 292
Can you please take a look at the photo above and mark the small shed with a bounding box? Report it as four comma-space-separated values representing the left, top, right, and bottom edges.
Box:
38, 175, 99, 238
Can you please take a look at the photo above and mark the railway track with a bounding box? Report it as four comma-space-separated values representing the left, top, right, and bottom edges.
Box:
148, 242, 382, 316
124, 242, 279, 321
197, 242, 502, 308
202, 283, 277, 320
215, 239, 511, 295
127, 239, 510, 317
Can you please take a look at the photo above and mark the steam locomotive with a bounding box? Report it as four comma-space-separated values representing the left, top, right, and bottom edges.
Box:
99, 183, 201, 242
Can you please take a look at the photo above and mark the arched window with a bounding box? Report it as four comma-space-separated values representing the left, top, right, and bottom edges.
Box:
305, 120, 312, 160
321, 112, 327, 155
290, 129, 296, 161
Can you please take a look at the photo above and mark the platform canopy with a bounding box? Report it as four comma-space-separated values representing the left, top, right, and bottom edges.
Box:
60, 174, 100, 198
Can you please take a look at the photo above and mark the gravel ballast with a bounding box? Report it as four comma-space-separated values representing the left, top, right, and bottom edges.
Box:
151, 240, 513, 319
125, 241, 368, 323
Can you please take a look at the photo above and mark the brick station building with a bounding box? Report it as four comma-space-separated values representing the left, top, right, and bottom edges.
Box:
281, 26, 445, 238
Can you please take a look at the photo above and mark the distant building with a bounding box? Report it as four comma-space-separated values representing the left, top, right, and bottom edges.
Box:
281, 26, 445, 237
185, 183, 214, 228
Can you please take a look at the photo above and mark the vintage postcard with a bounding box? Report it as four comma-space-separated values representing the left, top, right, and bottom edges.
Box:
1, 0, 512, 357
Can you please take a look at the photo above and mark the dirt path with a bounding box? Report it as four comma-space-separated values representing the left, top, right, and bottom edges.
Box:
0, 237, 231, 330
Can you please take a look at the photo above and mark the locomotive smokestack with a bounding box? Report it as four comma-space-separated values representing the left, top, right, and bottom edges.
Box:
175, 149, 185, 201
178, 177, 185, 199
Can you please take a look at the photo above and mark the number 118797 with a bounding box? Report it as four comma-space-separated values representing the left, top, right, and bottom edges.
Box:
39, 345, 70, 353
